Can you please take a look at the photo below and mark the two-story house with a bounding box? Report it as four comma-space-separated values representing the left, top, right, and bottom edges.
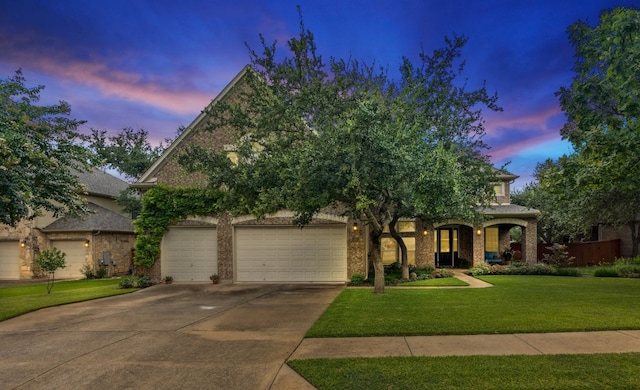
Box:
133, 66, 539, 283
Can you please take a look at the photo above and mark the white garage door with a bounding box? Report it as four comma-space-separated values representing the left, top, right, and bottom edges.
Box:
0, 241, 20, 279
50, 241, 87, 279
161, 227, 217, 282
235, 226, 347, 282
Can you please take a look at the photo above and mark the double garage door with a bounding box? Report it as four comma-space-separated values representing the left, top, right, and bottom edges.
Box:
161, 225, 347, 282
235, 226, 347, 282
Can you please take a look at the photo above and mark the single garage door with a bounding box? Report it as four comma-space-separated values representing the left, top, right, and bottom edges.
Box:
0, 241, 20, 279
235, 226, 347, 282
50, 240, 87, 279
161, 227, 217, 282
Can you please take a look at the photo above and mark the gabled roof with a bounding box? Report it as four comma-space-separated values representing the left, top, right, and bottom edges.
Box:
134, 65, 252, 187
42, 202, 134, 233
75, 167, 129, 198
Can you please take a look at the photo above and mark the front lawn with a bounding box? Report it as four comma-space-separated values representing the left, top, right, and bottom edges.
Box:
306, 275, 640, 337
0, 279, 138, 321
289, 353, 640, 390
294, 276, 640, 389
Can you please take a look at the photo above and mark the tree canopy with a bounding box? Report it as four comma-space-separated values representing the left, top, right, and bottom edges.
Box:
180, 11, 501, 292
548, 6, 640, 255
88, 127, 177, 181
0, 70, 94, 226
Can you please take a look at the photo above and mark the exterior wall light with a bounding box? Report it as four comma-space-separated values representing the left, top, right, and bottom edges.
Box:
422, 229, 428, 236
84, 239, 90, 248
352, 223, 358, 232
20, 240, 27, 248
476, 228, 483, 236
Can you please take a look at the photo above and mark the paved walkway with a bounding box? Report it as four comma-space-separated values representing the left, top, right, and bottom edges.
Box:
289, 330, 640, 360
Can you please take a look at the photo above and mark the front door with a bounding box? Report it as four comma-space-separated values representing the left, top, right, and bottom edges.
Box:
435, 228, 458, 267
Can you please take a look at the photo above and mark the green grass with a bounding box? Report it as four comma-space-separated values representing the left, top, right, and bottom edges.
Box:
0, 279, 138, 321
306, 276, 640, 337
289, 353, 640, 390
396, 277, 468, 287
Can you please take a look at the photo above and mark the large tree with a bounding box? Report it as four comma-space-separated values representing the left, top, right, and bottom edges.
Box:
181, 12, 499, 292
513, 159, 588, 244
553, 6, 640, 255
88, 127, 176, 181
0, 70, 94, 226
87, 126, 182, 216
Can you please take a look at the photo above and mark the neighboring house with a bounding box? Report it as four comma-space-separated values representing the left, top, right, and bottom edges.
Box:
0, 168, 135, 280
134, 66, 540, 283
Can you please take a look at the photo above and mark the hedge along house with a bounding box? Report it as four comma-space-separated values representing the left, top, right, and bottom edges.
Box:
133, 66, 540, 283
0, 168, 135, 280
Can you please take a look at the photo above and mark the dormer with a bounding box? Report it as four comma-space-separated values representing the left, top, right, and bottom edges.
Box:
493, 172, 518, 205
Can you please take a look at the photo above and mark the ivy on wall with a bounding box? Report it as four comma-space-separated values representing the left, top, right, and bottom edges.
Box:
133, 185, 223, 268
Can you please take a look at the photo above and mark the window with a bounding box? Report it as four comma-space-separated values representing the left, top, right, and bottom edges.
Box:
485, 227, 499, 252
493, 183, 505, 196
381, 237, 415, 265
224, 144, 239, 165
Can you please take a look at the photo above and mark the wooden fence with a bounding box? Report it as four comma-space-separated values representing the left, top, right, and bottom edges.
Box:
511, 240, 621, 267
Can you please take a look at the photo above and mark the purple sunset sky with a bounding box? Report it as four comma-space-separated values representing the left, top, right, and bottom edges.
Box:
1, 0, 634, 188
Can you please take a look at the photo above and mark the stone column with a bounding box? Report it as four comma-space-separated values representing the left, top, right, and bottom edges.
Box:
415, 220, 434, 269
522, 219, 538, 264
472, 227, 484, 266
347, 219, 367, 278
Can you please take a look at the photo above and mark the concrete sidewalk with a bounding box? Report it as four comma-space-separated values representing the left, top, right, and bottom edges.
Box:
278, 330, 640, 388
289, 330, 640, 360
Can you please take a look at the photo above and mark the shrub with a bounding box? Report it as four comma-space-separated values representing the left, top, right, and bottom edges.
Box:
350, 274, 366, 285
135, 275, 154, 288
469, 262, 492, 276
413, 265, 435, 277
81, 264, 95, 279
431, 269, 454, 278
593, 267, 619, 277
118, 277, 134, 288
95, 266, 108, 279
616, 265, 640, 278
556, 268, 581, 277
468, 262, 567, 276
542, 243, 575, 268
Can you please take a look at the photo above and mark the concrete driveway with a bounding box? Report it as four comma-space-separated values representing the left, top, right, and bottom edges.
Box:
0, 282, 343, 389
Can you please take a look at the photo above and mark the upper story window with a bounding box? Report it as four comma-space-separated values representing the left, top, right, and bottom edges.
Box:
493, 183, 505, 197
224, 144, 239, 165
224, 141, 264, 165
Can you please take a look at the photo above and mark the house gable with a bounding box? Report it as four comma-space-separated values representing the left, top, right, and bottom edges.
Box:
135, 65, 252, 189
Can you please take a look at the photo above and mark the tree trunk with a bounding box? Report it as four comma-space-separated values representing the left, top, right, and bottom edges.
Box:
369, 229, 385, 294
389, 215, 409, 279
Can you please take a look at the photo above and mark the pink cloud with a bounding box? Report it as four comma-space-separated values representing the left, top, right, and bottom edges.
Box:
37, 60, 216, 115
484, 105, 564, 161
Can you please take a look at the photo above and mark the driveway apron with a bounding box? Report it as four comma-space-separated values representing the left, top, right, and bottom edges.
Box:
0, 283, 343, 390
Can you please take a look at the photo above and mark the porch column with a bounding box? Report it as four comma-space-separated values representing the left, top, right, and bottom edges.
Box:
415, 220, 434, 269
472, 227, 484, 266
522, 219, 538, 264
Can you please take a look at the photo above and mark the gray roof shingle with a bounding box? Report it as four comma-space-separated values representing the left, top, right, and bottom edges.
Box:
75, 168, 129, 198
43, 202, 134, 233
